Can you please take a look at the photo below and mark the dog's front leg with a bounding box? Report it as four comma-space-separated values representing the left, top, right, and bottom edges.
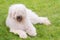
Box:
10, 28, 27, 38
26, 26, 37, 36
25, 22, 37, 36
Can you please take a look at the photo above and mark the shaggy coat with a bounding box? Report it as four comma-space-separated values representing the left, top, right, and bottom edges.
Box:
6, 4, 51, 38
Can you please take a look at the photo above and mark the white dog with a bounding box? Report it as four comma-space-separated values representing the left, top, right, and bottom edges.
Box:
6, 4, 51, 38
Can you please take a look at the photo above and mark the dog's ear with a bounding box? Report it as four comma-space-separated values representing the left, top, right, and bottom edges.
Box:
8, 8, 16, 18
8, 10, 12, 18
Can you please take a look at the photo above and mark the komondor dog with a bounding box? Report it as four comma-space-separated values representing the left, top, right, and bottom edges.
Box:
6, 4, 51, 38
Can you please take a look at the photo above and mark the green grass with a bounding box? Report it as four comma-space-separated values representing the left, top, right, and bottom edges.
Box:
0, 0, 60, 40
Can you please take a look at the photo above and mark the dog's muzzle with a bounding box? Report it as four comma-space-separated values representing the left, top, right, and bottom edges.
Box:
16, 16, 22, 22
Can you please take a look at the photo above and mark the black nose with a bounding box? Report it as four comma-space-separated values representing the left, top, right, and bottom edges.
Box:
17, 16, 22, 22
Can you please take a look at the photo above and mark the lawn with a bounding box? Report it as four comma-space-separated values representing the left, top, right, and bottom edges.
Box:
0, 0, 60, 40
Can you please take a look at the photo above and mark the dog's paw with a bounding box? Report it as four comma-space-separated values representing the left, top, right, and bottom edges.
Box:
30, 32, 37, 36
18, 31, 27, 39
43, 18, 51, 25
10, 29, 27, 38
26, 29, 37, 36
19, 33, 27, 39
39, 17, 51, 25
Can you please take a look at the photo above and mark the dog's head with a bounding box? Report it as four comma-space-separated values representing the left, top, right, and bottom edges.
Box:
8, 4, 27, 22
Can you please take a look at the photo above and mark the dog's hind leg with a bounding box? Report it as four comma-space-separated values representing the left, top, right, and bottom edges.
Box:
31, 16, 51, 25
10, 29, 27, 38
27, 9, 51, 25
38, 17, 51, 25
